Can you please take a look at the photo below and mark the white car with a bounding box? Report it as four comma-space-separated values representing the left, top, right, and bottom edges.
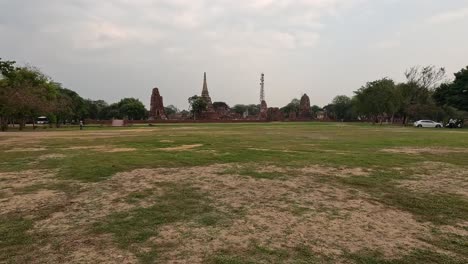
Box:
413, 120, 443, 128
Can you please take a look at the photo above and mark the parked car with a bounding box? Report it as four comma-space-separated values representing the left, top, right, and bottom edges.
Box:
413, 120, 443, 128
36, 116, 49, 124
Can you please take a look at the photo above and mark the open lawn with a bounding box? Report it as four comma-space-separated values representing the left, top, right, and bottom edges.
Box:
1, 122, 467, 263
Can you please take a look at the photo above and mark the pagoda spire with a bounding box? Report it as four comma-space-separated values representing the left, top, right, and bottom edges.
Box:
200, 72, 214, 111
202, 72, 209, 97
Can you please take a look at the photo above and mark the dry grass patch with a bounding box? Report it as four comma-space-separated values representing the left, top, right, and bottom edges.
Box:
381, 147, 468, 155
63, 146, 136, 152
300, 165, 371, 177
78, 164, 432, 262
5, 147, 47, 152
38, 154, 67, 160
158, 144, 203, 151
2, 164, 459, 263
398, 162, 468, 197
0, 170, 57, 190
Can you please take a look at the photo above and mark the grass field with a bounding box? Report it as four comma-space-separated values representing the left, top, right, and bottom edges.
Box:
1, 122, 467, 263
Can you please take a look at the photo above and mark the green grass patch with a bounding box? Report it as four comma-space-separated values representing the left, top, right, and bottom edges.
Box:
346, 249, 464, 264
94, 182, 227, 262
340, 171, 468, 225
0, 217, 36, 263
209, 244, 322, 264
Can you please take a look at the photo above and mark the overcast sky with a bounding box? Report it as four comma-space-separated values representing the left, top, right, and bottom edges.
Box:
1, 0, 467, 109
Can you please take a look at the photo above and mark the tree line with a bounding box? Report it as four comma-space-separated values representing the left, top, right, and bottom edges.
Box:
0, 59, 149, 130
316, 66, 468, 124
2, 58, 467, 130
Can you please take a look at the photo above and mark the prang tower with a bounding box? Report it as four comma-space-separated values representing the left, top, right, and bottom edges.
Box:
201, 72, 214, 111
149, 87, 167, 120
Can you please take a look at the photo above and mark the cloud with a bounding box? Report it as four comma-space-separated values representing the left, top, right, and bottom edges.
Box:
427, 7, 468, 24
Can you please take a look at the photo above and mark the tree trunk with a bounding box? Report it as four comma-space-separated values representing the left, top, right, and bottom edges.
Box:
19, 118, 25, 131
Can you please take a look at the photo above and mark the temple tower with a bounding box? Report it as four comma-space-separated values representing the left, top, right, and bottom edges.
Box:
299, 93, 311, 119
149, 87, 167, 120
201, 72, 214, 111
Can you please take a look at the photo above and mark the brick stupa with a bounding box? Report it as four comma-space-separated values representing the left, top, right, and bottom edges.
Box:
149, 87, 167, 120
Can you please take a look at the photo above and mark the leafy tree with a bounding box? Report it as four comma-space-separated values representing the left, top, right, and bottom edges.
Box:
188, 95, 207, 120
84, 99, 109, 120
0, 61, 58, 130
433, 66, 468, 111
117, 98, 147, 120
164, 105, 179, 116
354, 78, 400, 123
213, 102, 229, 110
330, 95, 355, 121
310, 105, 322, 118
232, 104, 247, 115
280, 98, 300, 117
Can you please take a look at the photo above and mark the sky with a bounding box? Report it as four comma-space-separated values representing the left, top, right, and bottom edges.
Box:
1, 0, 467, 110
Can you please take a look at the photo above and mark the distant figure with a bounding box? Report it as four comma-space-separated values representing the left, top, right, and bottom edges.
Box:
79, 120, 83, 130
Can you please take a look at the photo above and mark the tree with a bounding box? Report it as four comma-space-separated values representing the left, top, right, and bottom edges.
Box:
405, 65, 446, 90
213, 101, 229, 110
84, 99, 109, 120
117, 98, 147, 120
164, 105, 179, 116
232, 104, 247, 116
280, 98, 300, 117
433, 66, 468, 111
330, 95, 355, 121
0, 61, 58, 130
188, 95, 207, 120
310, 105, 322, 118
354, 79, 400, 124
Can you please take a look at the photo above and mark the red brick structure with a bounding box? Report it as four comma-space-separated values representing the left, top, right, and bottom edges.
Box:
267, 107, 284, 121
299, 93, 311, 119
149, 88, 167, 120
200, 72, 219, 120
259, 100, 268, 120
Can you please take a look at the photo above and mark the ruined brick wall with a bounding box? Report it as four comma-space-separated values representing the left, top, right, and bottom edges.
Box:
267, 107, 284, 121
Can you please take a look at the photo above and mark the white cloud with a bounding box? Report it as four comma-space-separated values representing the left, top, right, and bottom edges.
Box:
427, 7, 468, 24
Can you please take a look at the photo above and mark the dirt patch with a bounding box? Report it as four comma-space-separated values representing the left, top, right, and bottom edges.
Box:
300, 165, 371, 177
160, 140, 174, 143
398, 162, 468, 197
158, 144, 203, 151
0, 189, 66, 215
143, 168, 431, 261
0, 169, 57, 189
5, 147, 47, 152
101, 148, 136, 153
7, 163, 439, 262
38, 154, 67, 160
63, 146, 136, 153
381, 147, 468, 155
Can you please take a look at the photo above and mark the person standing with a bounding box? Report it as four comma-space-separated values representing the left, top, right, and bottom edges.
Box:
79, 120, 83, 130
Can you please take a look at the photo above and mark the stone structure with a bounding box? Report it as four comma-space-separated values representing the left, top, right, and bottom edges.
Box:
201, 72, 214, 111
200, 72, 219, 120
267, 107, 284, 121
149, 88, 167, 120
259, 100, 268, 120
299, 93, 311, 119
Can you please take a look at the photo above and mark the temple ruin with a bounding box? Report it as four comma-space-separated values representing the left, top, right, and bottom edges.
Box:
149, 87, 167, 120
200, 72, 219, 120
299, 93, 311, 119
